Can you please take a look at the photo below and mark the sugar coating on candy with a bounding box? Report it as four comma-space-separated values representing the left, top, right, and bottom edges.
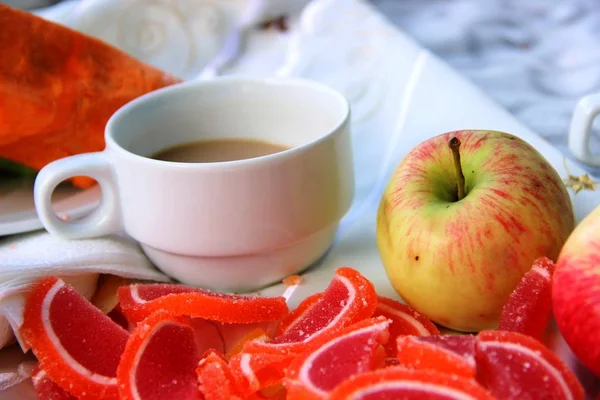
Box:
329, 367, 495, 400
396, 336, 475, 378
20, 277, 129, 400
124, 283, 202, 302
118, 283, 289, 324
416, 335, 476, 365
284, 317, 390, 399
228, 268, 377, 395
271, 267, 377, 346
117, 312, 199, 400
373, 296, 440, 357
277, 293, 324, 336
197, 350, 244, 400
475, 330, 584, 400
229, 350, 290, 395
31, 366, 76, 400
499, 257, 555, 341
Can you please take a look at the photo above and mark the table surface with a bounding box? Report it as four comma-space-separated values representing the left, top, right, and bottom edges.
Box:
372, 0, 600, 177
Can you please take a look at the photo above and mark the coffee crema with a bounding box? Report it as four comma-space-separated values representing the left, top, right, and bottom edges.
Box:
151, 138, 289, 163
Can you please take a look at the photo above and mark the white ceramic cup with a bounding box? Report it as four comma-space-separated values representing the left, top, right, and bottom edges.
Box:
569, 93, 600, 167
34, 77, 354, 291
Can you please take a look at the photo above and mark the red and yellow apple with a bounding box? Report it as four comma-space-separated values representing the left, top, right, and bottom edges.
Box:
553, 204, 600, 378
376, 130, 574, 332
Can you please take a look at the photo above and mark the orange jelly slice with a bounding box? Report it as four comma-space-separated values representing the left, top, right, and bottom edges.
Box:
396, 335, 476, 378
197, 350, 245, 400
118, 283, 289, 324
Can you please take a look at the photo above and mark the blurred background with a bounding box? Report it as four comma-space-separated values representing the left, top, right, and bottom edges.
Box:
2, 0, 600, 174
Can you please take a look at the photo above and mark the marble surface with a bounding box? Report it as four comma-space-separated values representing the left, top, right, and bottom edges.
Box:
372, 0, 600, 177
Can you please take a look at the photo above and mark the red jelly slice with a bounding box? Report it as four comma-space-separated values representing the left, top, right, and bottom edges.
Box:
252, 267, 377, 354
284, 317, 390, 400
197, 350, 245, 400
230, 268, 377, 395
329, 367, 495, 400
277, 293, 324, 336
118, 283, 289, 324
499, 257, 555, 341
31, 366, 76, 400
396, 335, 475, 378
475, 330, 584, 400
20, 277, 129, 400
117, 311, 200, 400
373, 296, 440, 357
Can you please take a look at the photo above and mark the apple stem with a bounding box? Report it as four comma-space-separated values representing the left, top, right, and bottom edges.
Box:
449, 137, 465, 201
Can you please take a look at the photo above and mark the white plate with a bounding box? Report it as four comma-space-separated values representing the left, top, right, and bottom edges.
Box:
2, 0, 599, 397
0, 178, 100, 236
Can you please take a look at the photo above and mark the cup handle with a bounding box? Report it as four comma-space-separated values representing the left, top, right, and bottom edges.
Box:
569, 93, 600, 167
34, 152, 122, 239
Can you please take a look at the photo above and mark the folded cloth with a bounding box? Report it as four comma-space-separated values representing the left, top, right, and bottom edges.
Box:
0, 231, 169, 350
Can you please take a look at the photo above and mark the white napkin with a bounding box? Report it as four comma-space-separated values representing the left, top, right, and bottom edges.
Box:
0, 232, 170, 350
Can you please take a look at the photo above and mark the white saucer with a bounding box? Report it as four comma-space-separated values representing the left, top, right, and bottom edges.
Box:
0, 179, 100, 236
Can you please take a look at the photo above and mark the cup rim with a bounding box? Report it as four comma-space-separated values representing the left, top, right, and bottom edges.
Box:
104, 76, 351, 169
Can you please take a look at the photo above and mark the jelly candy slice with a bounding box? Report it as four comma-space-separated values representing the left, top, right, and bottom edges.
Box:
284, 317, 390, 400
229, 349, 291, 396
255, 267, 377, 353
329, 367, 495, 400
31, 366, 76, 400
118, 283, 289, 324
197, 350, 245, 400
498, 257, 555, 341
475, 330, 584, 400
416, 334, 477, 364
276, 293, 323, 336
396, 335, 475, 378
117, 311, 200, 400
229, 268, 377, 395
20, 277, 129, 399
373, 296, 440, 357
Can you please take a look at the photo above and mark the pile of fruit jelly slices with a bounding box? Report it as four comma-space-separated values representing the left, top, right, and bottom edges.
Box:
18, 259, 587, 400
